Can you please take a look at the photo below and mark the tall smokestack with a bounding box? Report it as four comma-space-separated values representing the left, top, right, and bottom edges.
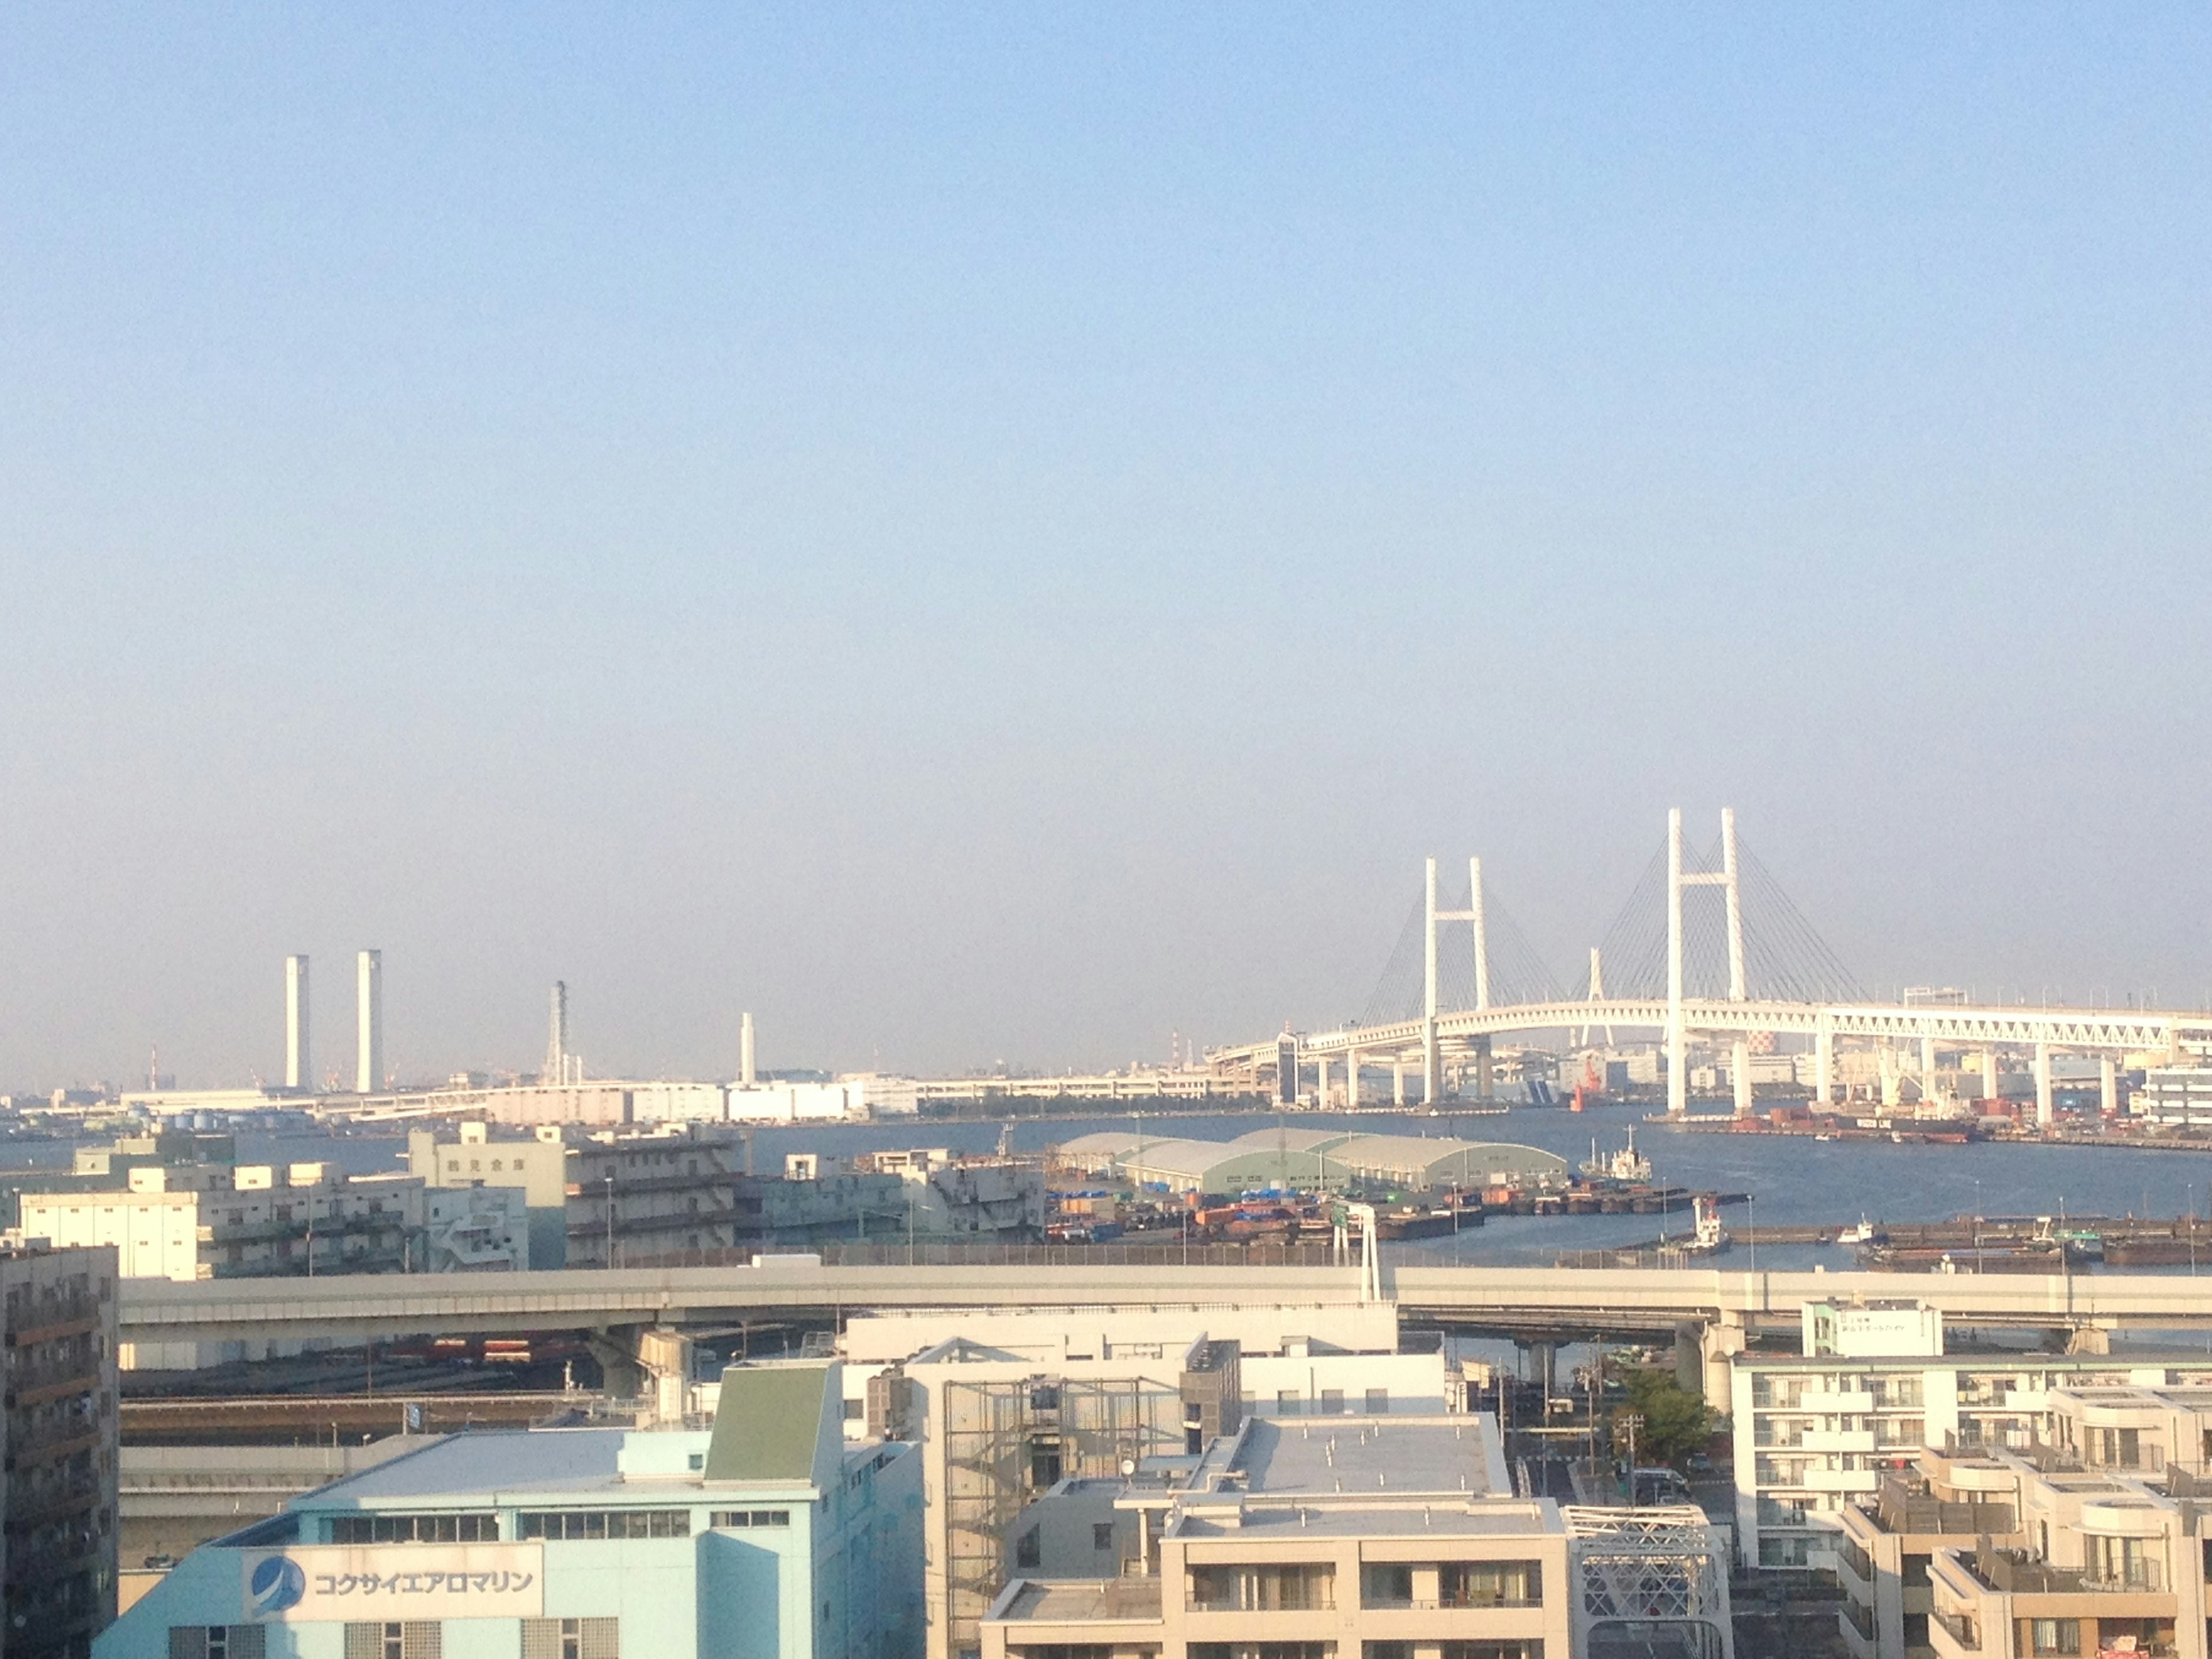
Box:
285, 955, 310, 1091
740, 1011, 756, 1087
546, 982, 569, 1085
356, 950, 383, 1093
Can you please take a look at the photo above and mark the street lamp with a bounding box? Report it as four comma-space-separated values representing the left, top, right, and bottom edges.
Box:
604, 1172, 616, 1270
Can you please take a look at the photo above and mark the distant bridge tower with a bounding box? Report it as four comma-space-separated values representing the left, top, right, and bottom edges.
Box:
1666, 808, 1749, 1116
1423, 855, 1494, 1101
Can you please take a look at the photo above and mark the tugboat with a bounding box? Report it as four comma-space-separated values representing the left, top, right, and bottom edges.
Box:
1835, 1215, 1880, 1247
1678, 1193, 1732, 1256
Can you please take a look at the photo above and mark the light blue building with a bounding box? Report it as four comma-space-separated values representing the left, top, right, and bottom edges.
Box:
99, 1363, 922, 1659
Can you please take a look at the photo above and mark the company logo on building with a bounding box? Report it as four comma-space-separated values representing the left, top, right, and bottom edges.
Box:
249, 1556, 308, 1615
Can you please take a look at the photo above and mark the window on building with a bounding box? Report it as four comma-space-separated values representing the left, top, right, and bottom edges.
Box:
1188, 1645, 1335, 1659
1364, 1388, 1389, 1414
342, 1625, 440, 1659
709, 1510, 791, 1529
171, 1629, 267, 1659
2027, 1620, 2078, 1657
1277, 1391, 1302, 1416
521, 1619, 619, 1659
1093, 1522, 1116, 1552
517, 1510, 691, 1540
1016, 1529, 1041, 1569
328, 1514, 499, 1544
1319, 1389, 1345, 1414
1440, 1563, 1541, 1608
1188, 1565, 1335, 1611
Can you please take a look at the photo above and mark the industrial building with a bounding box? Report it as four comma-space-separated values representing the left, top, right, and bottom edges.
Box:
980, 1411, 1733, 1659
406, 1126, 1044, 1270
2, 1241, 122, 1659
1049, 1129, 1566, 1198
96, 1361, 924, 1659
18, 1162, 418, 1284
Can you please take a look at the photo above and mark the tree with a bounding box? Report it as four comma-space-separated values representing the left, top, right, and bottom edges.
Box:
1612, 1366, 1714, 1466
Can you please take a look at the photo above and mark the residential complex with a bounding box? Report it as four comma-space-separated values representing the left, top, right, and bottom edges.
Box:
982, 1412, 1732, 1659
1838, 1382, 2212, 1658
1728, 1299, 2212, 1572
803, 1305, 1463, 1659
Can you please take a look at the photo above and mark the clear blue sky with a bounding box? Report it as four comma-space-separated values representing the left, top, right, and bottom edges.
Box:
3, 6, 2208, 1086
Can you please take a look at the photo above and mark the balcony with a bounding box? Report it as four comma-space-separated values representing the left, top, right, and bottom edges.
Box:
1799, 1391, 1877, 1414
1932, 1612, 1979, 1652
1804, 1468, 1883, 1493
1806, 1430, 1877, 1454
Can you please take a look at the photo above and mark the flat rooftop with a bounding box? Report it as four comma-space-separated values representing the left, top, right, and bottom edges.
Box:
298, 1430, 632, 1504
1176, 1503, 1556, 1538
1202, 1415, 1502, 1501
1002, 1580, 1165, 1624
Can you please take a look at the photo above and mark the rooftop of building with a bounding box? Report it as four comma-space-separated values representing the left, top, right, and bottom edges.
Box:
1174, 1502, 1557, 1539
1169, 1413, 1506, 1516
281, 1362, 850, 1507
296, 1428, 634, 1503
999, 1579, 1165, 1624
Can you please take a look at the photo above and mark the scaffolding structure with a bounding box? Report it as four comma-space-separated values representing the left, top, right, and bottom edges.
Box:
941, 1377, 1179, 1659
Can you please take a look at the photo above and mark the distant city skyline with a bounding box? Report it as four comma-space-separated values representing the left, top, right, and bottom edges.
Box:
3, 8, 2209, 1086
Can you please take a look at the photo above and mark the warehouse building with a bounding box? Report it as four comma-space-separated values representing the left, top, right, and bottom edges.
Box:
1048, 1129, 1564, 1198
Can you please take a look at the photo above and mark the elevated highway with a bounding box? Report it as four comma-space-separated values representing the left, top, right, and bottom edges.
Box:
119, 1259, 2212, 1350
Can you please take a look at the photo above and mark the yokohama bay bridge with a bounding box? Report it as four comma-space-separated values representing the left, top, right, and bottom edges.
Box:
1212, 808, 2212, 1126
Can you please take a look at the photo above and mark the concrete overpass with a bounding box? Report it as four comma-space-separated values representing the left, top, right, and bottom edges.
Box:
119, 1259, 2212, 1351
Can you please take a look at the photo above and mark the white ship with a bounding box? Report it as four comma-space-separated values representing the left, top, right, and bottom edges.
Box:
1580, 1127, 1653, 1184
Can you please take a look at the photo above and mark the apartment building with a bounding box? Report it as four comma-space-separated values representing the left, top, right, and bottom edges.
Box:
982, 1411, 1733, 1659
817, 1305, 1451, 1659
96, 1362, 923, 1659
1729, 1299, 2212, 1571
2, 1242, 122, 1659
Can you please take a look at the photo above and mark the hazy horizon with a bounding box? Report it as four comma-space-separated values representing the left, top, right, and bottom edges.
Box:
4, 8, 2209, 1090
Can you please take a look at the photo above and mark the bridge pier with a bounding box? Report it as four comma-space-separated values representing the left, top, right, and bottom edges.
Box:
1315, 1054, 1330, 1110
2036, 1042, 2055, 1128
2101, 1055, 2118, 1117
1687, 1315, 1748, 1415
1346, 1049, 1360, 1109
1816, 1016, 1834, 1105
1981, 1047, 2000, 1102
1474, 1034, 1494, 1100
1732, 1037, 1753, 1118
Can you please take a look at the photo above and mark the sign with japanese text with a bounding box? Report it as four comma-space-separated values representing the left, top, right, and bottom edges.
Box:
242, 1544, 544, 1621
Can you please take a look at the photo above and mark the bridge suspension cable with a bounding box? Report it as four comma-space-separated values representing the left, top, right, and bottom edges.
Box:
1357, 865, 1563, 1025
1575, 829, 1860, 1004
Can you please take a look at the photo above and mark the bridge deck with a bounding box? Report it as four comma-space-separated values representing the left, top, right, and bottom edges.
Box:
119, 1260, 2212, 1346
